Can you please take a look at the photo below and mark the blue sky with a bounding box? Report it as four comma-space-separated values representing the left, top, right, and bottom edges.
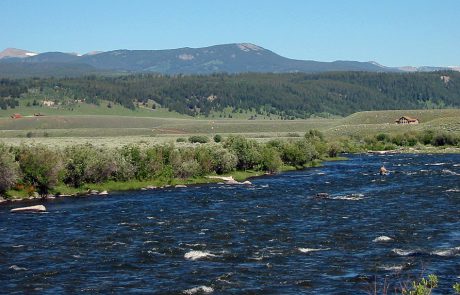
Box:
1, 0, 459, 66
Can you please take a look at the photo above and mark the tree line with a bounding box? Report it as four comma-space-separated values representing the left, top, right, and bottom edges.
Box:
1, 129, 459, 198
0, 132, 331, 197
1, 71, 459, 117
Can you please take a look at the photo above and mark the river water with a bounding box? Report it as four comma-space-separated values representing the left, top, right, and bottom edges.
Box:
1, 154, 459, 294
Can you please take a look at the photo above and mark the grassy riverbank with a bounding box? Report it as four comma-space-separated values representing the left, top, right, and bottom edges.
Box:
1, 123, 459, 202
4, 165, 302, 201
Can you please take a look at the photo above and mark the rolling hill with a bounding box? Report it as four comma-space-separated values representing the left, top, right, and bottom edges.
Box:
0, 43, 396, 77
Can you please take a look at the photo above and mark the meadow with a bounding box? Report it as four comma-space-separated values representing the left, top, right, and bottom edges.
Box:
1, 104, 459, 147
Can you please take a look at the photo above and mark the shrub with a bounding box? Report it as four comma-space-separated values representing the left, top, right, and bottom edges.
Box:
327, 142, 341, 158
432, 132, 458, 146
280, 139, 318, 168
211, 147, 238, 174
418, 130, 435, 145
453, 282, 460, 294
0, 146, 19, 194
213, 134, 222, 143
259, 146, 282, 173
17, 145, 63, 195
194, 146, 214, 174
188, 135, 210, 144
177, 159, 201, 178
176, 137, 186, 143
375, 133, 390, 142
64, 145, 131, 186
157, 164, 174, 184
224, 135, 261, 170
305, 129, 324, 141
402, 274, 438, 295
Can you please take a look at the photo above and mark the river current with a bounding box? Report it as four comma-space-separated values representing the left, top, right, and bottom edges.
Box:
1, 154, 459, 294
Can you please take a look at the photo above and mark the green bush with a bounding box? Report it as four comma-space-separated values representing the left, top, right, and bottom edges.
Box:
402, 274, 438, 295
305, 129, 324, 141
17, 145, 63, 195
259, 146, 283, 173
194, 146, 214, 174
213, 134, 222, 143
176, 137, 186, 143
0, 146, 19, 194
224, 135, 261, 170
418, 130, 435, 145
188, 135, 210, 144
280, 139, 318, 168
375, 133, 390, 142
327, 142, 341, 158
432, 132, 459, 146
453, 282, 460, 294
211, 147, 238, 174
177, 159, 201, 178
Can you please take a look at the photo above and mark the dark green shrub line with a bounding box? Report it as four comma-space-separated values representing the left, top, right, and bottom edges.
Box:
355, 129, 460, 151
2, 129, 456, 198
1, 131, 337, 198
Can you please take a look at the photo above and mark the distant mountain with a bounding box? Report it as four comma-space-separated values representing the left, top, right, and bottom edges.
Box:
0, 43, 458, 77
398, 66, 458, 72
0, 48, 37, 59
0, 62, 104, 78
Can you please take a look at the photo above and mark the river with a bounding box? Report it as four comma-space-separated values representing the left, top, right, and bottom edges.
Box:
1, 154, 459, 294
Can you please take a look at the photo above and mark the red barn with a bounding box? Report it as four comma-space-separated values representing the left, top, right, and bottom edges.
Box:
10, 113, 23, 119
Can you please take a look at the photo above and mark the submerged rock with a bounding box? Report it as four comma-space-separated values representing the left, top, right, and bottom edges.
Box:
373, 236, 393, 242
224, 179, 240, 185
183, 285, 214, 294
9, 265, 27, 271
316, 193, 330, 198
184, 250, 216, 261
10, 205, 46, 213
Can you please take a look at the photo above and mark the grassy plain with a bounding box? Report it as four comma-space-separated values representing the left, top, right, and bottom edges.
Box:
0, 103, 459, 147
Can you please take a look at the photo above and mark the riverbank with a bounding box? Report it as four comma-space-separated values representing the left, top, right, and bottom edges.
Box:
2, 148, 456, 205
1, 164, 303, 204
0, 156, 349, 204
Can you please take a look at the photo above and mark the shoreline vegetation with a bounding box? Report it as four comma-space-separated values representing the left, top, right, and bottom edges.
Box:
1, 129, 459, 204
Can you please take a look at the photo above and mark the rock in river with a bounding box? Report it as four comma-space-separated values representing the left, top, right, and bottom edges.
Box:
10, 205, 46, 213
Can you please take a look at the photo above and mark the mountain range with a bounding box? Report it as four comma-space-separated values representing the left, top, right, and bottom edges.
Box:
0, 43, 458, 77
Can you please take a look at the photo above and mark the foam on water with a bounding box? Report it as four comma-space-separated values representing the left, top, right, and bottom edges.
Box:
379, 265, 404, 271
184, 250, 216, 261
9, 265, 27, 271
298, 247, 330, 253
442, 169, 460, 176
425, 163, 447, 166
430, 247, 460, 257
331, 194, 364, 201
373, 236, 393, 242
392, 249, 423, 256
183, 285, 214, 294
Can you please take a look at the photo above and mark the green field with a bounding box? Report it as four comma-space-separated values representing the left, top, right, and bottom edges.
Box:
1, 103, 459, 147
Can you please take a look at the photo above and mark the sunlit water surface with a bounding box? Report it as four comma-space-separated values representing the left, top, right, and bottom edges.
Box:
1, 154, 459, 294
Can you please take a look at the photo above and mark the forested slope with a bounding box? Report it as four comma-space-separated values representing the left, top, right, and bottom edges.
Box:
1, 71, 459, 118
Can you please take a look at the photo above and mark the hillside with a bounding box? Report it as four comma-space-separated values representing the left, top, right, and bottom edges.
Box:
0, 43, 393, 77
2, 71, 459, 118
